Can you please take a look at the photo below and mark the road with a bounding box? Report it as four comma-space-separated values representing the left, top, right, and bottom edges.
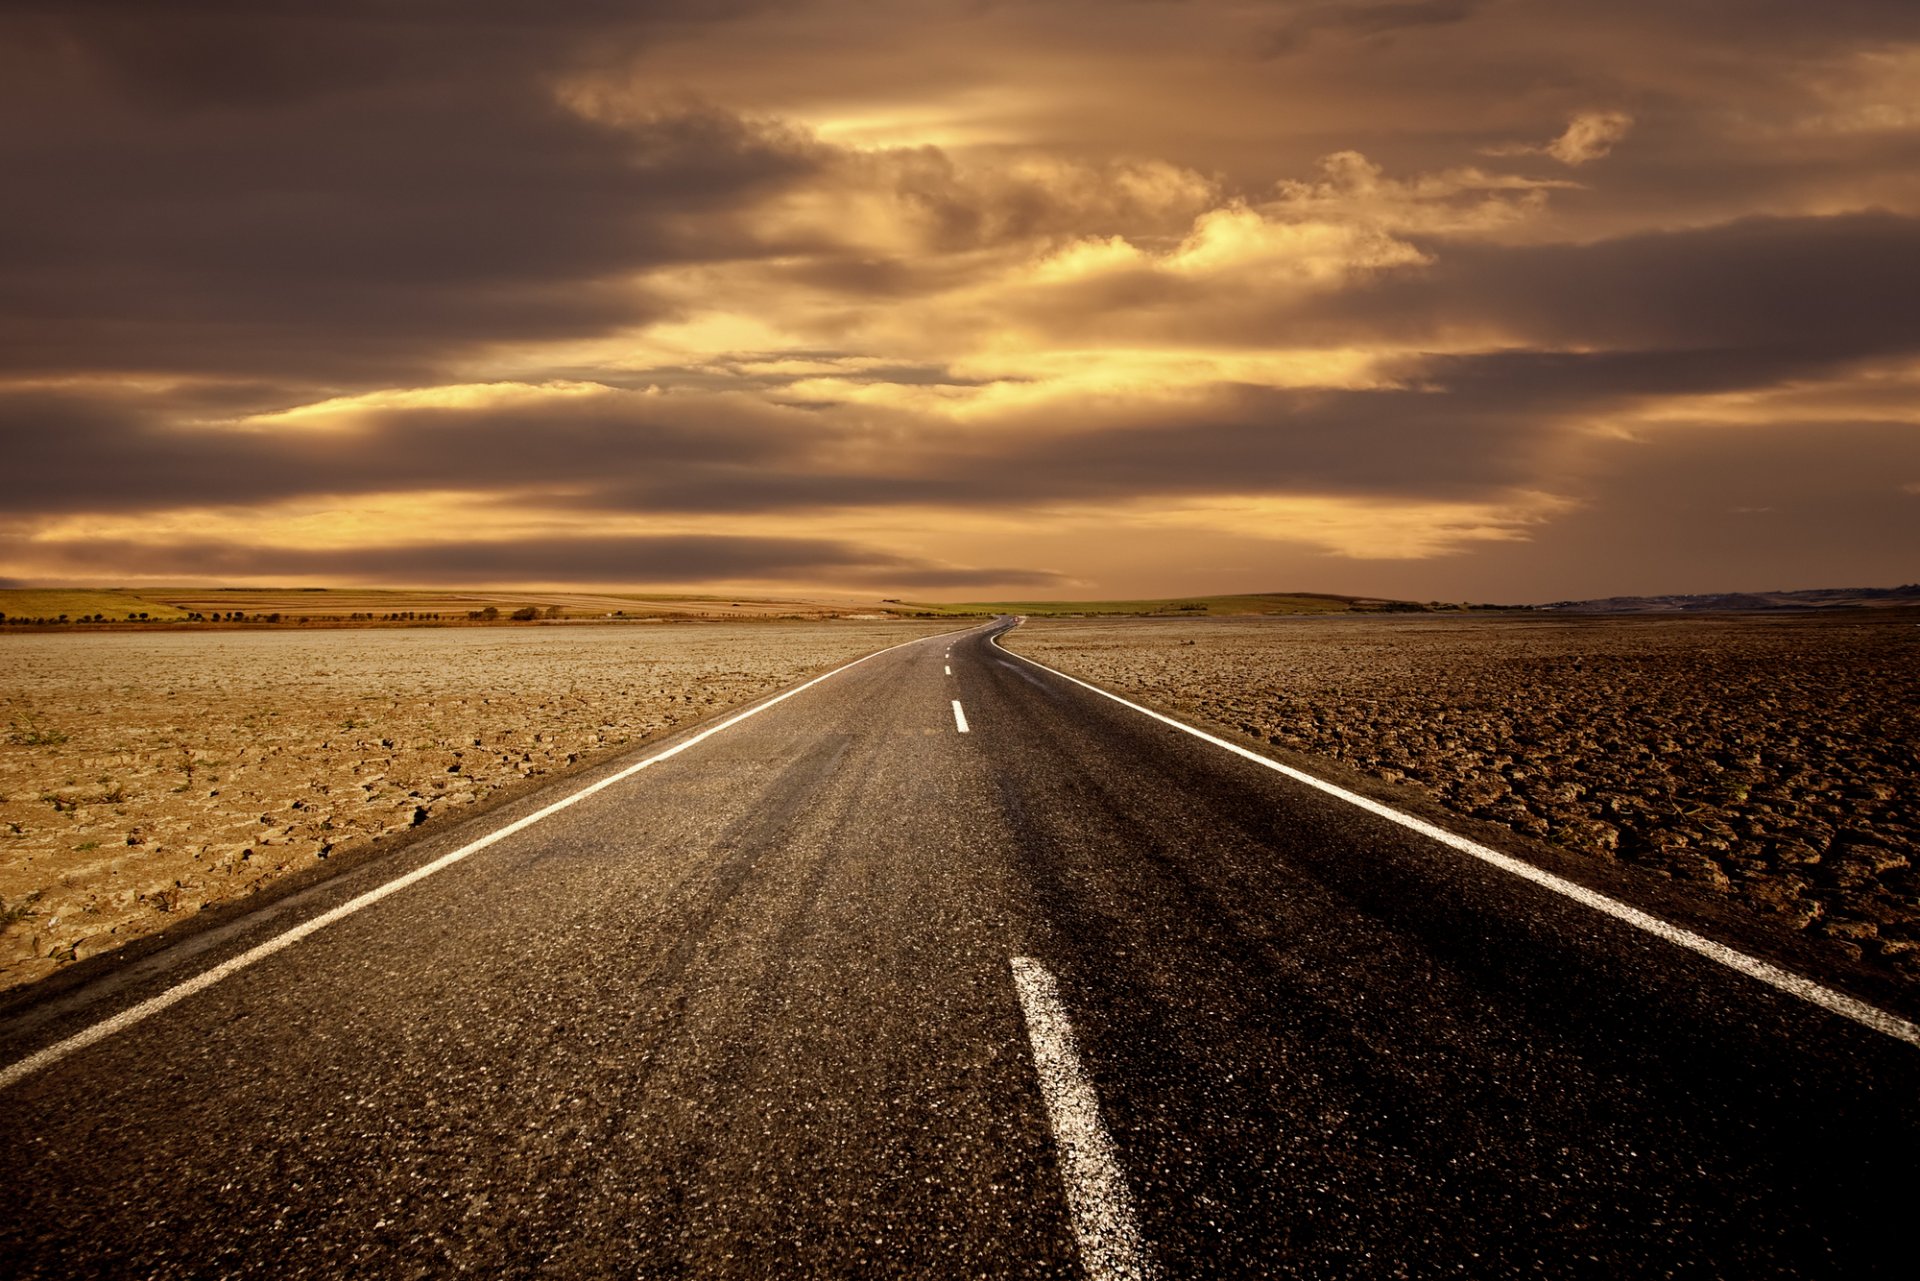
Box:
2, 619, 1915, 1277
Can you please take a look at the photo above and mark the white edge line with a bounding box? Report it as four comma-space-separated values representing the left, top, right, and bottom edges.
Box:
1011, 956, 1155, 1281
991, 629, 1920, 1049
0, 624, 986, 1092
952, 699, 970, 733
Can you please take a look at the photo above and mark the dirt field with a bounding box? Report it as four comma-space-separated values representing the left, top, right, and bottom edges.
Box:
1005, 614, 1920, 983
0, 621, 950, 990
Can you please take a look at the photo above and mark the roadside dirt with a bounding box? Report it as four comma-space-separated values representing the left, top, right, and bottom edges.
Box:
1006, 614, 1920, 985
0, 621, 949, 990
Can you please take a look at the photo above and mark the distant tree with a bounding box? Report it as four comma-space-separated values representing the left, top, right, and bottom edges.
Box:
510, 606, 538, 621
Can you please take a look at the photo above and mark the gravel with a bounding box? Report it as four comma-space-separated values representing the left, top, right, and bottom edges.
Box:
1005, 614, 1920, 984
0, 621, 950, 989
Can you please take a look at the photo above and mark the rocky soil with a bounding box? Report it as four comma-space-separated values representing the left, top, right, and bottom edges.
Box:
1006, 614, 1920, 983
0, 621, 948, 990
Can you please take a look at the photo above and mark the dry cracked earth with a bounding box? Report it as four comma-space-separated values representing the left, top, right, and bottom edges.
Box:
1006, 613, 1920, 987
6, 613, 1916, 998
0, 621, 949, 990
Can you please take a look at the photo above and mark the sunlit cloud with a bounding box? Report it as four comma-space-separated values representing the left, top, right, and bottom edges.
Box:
231, 381, 618, 432
1546, 111, 1634, 165
1483, 110, 1633, 166
1127, 491, 1578, 560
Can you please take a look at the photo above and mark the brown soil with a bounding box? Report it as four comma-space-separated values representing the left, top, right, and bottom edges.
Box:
1005, 614, 1920, 985
0, 621, 949, 990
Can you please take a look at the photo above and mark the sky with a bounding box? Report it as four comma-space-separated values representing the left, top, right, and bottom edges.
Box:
4, 0, 1918, 603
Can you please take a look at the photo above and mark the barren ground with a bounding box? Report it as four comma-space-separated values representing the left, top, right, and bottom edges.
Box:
0, 621, 949, 990
1006, 614, 1920, 985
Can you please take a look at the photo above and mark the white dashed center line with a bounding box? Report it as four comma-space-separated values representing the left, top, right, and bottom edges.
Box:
945, 665, 952, 675
952, 699, 970, 733
1011, 957, 1156, 1281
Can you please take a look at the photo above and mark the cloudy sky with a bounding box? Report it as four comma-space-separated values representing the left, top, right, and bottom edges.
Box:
5, 1, 1917, 601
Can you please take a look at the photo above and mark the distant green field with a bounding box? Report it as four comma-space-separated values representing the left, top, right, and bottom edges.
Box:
903, 592, 1430, 617
0, 589, 191, 622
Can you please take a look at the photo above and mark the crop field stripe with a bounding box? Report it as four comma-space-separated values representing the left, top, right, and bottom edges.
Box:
0, 624, 984, 1093
1011, 956, 1157, 1281
992, 632, 1920, 1049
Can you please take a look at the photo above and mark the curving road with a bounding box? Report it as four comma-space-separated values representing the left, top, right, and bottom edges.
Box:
1, 619, 1915, 1277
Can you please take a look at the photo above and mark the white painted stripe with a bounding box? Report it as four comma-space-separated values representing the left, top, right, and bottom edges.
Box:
993, 632, 1920, 1049
952, 699, 970, 733
945, 665, 952, 675
1011, 957, 1155, 1281
0, 626, 982, 1092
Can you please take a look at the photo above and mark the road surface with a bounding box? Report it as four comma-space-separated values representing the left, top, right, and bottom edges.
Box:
2, 619, 1915, 1277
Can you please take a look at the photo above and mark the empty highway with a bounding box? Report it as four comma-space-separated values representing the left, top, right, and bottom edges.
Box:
2, 619, 1915, 1277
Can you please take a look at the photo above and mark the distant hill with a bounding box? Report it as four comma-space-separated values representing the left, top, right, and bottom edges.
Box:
1537, 585, 1920, 613
905, 591, 1447, 617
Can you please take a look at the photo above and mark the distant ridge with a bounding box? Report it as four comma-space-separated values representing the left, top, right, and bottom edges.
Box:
1537, 584, 1920, 613
906, 591, 1446, 617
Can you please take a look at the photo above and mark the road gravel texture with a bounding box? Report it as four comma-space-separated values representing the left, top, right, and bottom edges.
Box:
0, 621, 947, 990
1005, 614, 1920, 985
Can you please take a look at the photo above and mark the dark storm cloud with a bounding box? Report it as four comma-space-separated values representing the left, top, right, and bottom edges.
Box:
1421, 212, 1920, 360
0, 530, 1063, 589
0, 385, 805, 514
0, 370, 1535, 518
0, 356, 1616, 519
0, 1, 808, 385
1262, 1, 1481, 55
1068, 211, 1920, 374
8, 207, 1917, 528
1401, 417, 1920, 601
13, 1, 769, 112
1258, 0, 1920, 67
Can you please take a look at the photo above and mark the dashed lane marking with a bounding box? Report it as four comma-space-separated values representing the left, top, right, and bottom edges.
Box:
952, 699, 970, 733
992, 631, 1920, 1049
1012, 957, 1156, 1281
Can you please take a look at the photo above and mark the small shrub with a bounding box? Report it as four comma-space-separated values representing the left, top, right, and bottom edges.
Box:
0, 892, 40, 931
8, 712, 70, 747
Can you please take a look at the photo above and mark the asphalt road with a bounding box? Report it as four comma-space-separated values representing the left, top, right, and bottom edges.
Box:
2, 619, 1915, 1278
